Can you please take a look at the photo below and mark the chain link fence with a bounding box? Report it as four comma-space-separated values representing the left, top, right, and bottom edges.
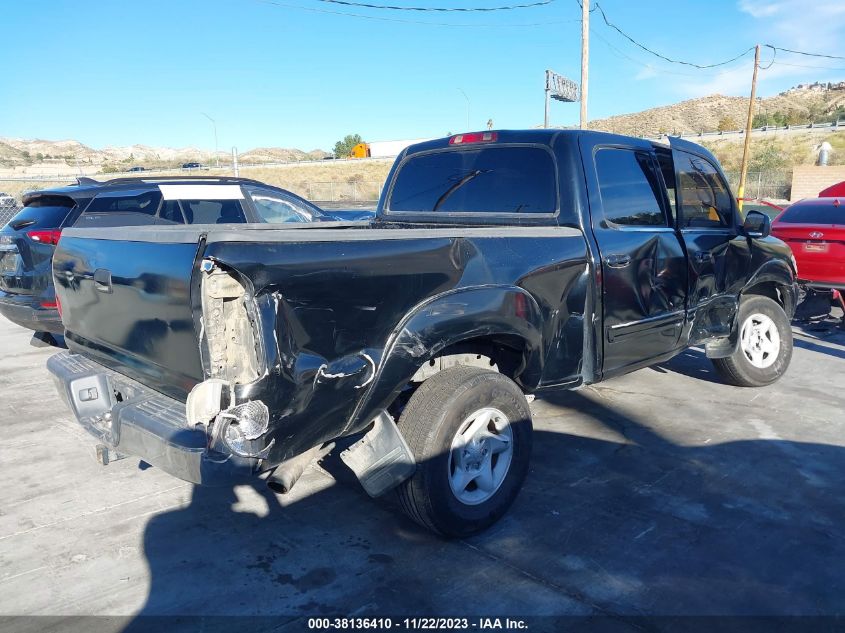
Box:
0, 200, 19, 228
723, 170, 791, 201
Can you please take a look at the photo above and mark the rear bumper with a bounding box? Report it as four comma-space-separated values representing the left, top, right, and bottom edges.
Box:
0, 291, 63, 334
47, 352, 258, 485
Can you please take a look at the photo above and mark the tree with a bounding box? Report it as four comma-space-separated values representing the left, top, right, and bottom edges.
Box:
717, 116, 739, 132
333, 134, 363, 158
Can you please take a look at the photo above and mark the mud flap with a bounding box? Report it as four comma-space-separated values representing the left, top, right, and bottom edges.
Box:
340, 411, 416, 497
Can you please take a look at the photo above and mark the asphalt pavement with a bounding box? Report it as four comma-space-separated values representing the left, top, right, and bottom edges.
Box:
1, 312, 843, 630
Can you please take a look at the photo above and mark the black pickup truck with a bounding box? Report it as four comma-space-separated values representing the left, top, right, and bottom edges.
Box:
48, 130, 798, 537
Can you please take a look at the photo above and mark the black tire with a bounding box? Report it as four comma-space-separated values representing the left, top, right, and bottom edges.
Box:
395, 366, 532, 538
712, 295, 793, 387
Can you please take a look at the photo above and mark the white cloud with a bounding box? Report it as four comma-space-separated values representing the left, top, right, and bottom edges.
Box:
634, 66, 659, 81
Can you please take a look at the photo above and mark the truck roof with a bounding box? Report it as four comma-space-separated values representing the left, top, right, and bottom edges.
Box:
401, 129, 720, 165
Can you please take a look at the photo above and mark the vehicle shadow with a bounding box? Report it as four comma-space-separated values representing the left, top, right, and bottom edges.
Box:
651, 347, 722, 383
123, 389, 845, 629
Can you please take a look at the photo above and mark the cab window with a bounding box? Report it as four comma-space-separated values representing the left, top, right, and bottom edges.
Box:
674, 152, 734, 229
594, 148, 668, 227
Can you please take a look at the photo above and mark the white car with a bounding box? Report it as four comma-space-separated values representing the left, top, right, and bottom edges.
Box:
0, 192, 16, 207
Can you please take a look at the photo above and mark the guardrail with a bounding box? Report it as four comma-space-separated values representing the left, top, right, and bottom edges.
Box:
647, 119, 844, 141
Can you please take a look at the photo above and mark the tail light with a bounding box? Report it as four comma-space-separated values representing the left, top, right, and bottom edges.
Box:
28, 229, 62, 245
449, 132, 498, 145
40, 299, 58, 309
56, 296, 62, 319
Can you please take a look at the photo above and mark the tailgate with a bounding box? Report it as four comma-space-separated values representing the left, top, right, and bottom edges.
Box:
53, 229, 205, 399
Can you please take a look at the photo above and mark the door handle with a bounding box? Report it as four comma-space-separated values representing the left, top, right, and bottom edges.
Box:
694, 251, 713, 263
93, 268, 113, 294
605, 253, 631, 268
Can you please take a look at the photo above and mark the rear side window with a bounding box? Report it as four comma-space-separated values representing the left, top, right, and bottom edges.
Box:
674, 152, 734, 229
388, 146, 557, 214
778, 203, 843, 224
8, 196, 75, 230
594, 148, 667, 227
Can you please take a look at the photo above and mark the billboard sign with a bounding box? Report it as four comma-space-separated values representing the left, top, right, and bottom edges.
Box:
546, 70, 579, 103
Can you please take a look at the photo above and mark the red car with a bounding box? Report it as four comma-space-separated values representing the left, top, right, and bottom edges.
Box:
772, 197, 845, 290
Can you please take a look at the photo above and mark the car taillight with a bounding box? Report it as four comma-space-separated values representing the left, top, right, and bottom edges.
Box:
449, 132, 498, 145
56, 296, 62, 318
27, 229, 62, 245
41, 299, 58, 309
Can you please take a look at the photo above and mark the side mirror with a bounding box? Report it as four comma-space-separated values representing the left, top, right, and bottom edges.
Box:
743, 210, 771, 239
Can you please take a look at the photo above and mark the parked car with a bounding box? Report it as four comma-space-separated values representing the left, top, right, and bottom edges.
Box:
181, 162, 202, 170
127, 166, 146, 172
819, 181, 845, 197
0, 192, 16, 208
48, 130, 797, 537
0, 176, 344, 338
772, 197, 844, 291
0, 186, 98, 336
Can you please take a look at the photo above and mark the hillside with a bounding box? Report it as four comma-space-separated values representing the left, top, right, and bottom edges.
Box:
586, 85, 845, 137
0, 137, 328, 173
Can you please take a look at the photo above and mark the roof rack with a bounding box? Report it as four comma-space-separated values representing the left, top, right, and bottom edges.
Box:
102, 175, 263, 186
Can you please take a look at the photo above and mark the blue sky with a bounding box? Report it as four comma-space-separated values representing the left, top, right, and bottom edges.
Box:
2, 0, 843, 152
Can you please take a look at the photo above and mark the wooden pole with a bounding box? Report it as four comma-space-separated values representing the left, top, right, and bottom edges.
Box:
580, 0, 589, 129
737, 44, 760, 215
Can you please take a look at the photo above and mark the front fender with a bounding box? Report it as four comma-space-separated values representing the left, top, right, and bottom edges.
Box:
345, 285, 545, 433
742, 258, 798, 317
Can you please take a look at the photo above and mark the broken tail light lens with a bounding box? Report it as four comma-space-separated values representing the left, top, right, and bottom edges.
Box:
27, 229, 62, 246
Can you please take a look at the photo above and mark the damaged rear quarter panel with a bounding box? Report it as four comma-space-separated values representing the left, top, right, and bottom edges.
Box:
201, 231, 588, 466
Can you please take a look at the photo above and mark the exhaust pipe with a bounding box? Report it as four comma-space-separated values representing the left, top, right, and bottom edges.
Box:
267, 442, 335, 494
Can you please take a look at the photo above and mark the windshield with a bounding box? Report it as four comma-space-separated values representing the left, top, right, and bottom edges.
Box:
388, 146, 557, 214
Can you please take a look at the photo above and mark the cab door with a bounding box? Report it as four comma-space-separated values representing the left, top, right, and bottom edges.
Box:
665, 141, 749, 344
583, 141, 688, 376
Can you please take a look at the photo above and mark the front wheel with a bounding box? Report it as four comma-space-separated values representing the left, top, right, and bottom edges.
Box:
395, 366, 532, 538
712, 295, 793, 387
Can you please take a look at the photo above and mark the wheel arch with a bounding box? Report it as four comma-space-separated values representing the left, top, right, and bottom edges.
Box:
741, 259, 798, 319
345, 285, 545, 434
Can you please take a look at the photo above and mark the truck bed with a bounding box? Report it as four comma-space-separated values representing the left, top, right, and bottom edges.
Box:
53, 221, 589, 462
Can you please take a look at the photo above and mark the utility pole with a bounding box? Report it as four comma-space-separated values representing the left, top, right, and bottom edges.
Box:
580, 0, 589, 129
737, 44, 760, 215
202, 112, 219, 168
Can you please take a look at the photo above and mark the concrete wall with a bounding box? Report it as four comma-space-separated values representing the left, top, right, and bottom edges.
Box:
791, 165, 845, 201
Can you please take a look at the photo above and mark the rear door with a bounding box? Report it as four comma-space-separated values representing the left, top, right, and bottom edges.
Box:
0, 195, 76, 297
665, 140, 749, 343
583, 139, 688, 375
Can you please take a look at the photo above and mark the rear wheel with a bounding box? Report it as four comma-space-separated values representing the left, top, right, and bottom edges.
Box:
395, 366, 532, 538
712, 295, 793, 387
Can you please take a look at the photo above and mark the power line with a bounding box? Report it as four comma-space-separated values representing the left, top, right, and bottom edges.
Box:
314, 0, 555, 11
770, 60, 845, 71
259, 0, 572, 26
590, 28, 749, 78
766, 46, 845, 61
590, 1, 755, 69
